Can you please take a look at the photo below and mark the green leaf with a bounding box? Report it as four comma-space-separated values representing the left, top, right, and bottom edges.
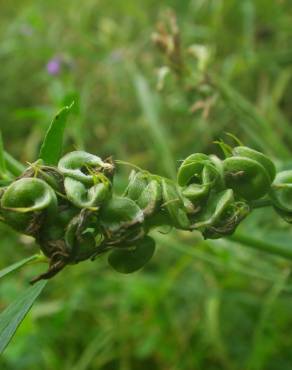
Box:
0, 255, 38, 279
39, 102, 74, 165
0, 131, 6, 178
108, 236, 155, 273
0, 280, 47, 354
4, 151, 25, 177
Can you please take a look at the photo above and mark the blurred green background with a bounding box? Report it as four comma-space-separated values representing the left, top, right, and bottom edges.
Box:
1, 0, 292, 369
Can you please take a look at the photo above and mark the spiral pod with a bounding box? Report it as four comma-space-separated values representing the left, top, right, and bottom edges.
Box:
58, 151, 113, 209
177, 153, 220, 202
269, 170, 292, 223
108, 235, 156, 273
21, 160, 65, 193
63, 177, 111, 209
58, 151, 113, 185
100, 196, 145, 246
191, 189, 250, 239
65, 211, 100, 263
223, 146, 273, 201
136, 179, 162, 216
37, 207, 79, 259
232, 146, 276, 182
191, 189, 233, 231
161, 179, 190, 229
125, 171, 149, 201
0, 178, 57, 235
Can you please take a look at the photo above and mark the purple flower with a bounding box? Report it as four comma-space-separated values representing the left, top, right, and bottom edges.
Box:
46, 58, 61, 75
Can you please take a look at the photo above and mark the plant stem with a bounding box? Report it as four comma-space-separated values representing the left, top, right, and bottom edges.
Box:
228, 232, 292, 260
251, 198, 273, 209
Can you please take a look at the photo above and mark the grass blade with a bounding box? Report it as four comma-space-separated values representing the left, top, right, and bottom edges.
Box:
0, 131, 6, 178
228, 232, 292, 260
0, 255, 39, 279
0, 280, 47, 354
4, 151, 25, 176
132, 73, 176, 179
246, 269, 290, 369
213, 75, 291, 158
39, 102, 74, 165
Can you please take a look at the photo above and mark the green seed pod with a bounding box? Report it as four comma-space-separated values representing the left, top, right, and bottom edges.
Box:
125, 171, 149, 201
177, 153, 210, 186
209, 155, 225, 189
21, 160, 65, 193
100, 196, 144, 233
58, 151, 112, 185
269, 170, 292, 222
223, 157, 271, 200
273, 208, 292, 224
65, 214, 97, 262
64, 176, 111, 209
192, 189, 249, 238
161, 179, 190, 229
108, 235, 155, 273
37, 206, 79, 249
203, 200, 249, 239
181, 166, 213, 202
136, 179, 162, 216
178, 153, 220, 203
232, 146, 276, 182
1, 178, 57, 234
193, 189, 234, 229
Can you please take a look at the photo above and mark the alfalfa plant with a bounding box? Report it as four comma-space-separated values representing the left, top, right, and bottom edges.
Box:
0, 103, 291, 353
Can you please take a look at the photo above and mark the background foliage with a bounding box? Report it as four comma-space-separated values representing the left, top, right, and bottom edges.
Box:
0, 0, 292, 369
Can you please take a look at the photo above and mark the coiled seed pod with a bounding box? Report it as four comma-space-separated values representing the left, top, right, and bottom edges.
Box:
177, 153, 220, 202
192, 189, 249, 239
136, 179, 162, 216
37, 207, 79, 257
192, 189, 234, 229
232, 146, 276, 182
58, 151, 113, 185
125, 171, 149, 201
223, 157, 271, 200
177, 153, 210, 185
161, 179, 190, 229
209, 155, 225, 189
21, 160, 65, 193
108, 235, 156, 273
0, 178, 57, 234
100, 196, 144, 233
269, 170, 292, 223
64, 177, 111, 209
65, 213, 99, 263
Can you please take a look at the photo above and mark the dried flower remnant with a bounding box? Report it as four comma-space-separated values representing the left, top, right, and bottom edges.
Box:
152, 11, 184, 77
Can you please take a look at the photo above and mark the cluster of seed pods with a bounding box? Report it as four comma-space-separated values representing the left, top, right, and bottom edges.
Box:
0, 146, 291, 282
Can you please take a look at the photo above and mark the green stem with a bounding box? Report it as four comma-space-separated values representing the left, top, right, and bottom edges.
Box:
251, 198, 273, 209
228, 232, 292, 260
